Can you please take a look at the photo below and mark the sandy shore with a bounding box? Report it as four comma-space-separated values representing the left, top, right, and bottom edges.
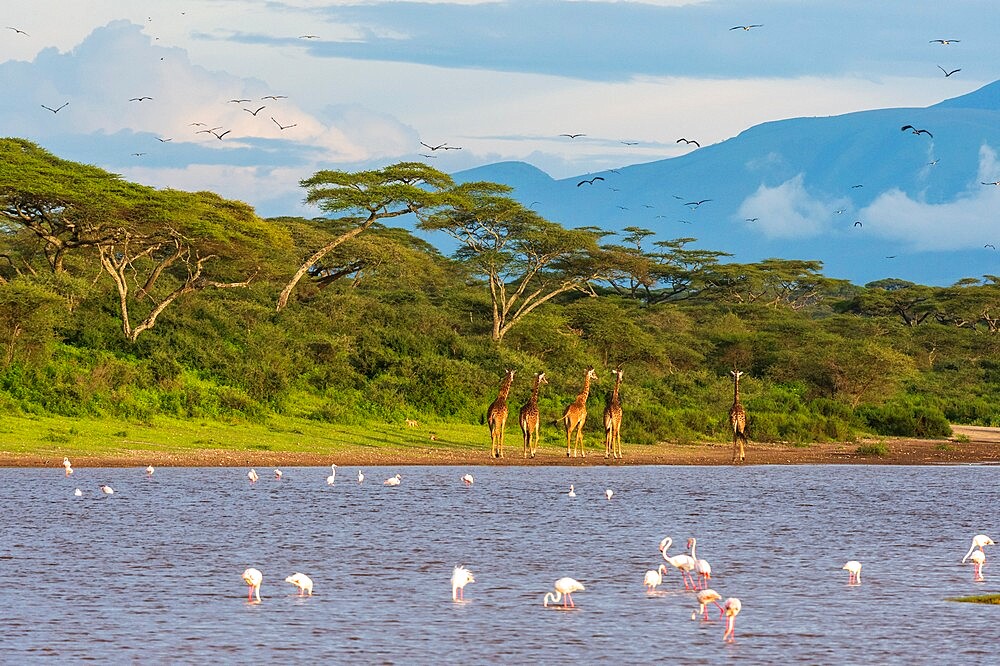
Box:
2, 426, 996, 468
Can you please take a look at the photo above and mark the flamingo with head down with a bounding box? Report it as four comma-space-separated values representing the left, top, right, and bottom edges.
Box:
962, 534, 995, 563
242, 568, 263, 602
451, 566, 475, 601
543, 577, 585, 608
691, 588, 724, 621
722, 597, 741, 641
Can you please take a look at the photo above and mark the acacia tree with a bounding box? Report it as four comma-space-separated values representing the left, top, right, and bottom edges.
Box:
276, 162, 454, 311
419, 181, 612, 343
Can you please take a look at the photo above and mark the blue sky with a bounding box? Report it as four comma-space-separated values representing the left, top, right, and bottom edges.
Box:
2, 0, 998, 217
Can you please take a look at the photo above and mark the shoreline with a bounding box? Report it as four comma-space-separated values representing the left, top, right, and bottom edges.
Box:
3, 426, 997, 468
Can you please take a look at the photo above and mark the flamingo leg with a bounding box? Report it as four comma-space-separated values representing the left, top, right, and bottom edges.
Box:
567, 593, 574, 608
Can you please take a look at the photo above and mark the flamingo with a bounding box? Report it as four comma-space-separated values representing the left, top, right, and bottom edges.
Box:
659, 537, 697, 589
358, 470, 364, 484
62, 457, 74, 476
451, 566, 475, 601
99, 484, 114, 495
968, 550, 986, 580
274, 469, 283, 480
843, 560, 862, 584
688, 537, 712, 589
643, 564, 670, 592
605, 489, 614, 500
145, 465, 154, 476
568, 485, 576, 497
242, 568, 263, 602
326, 464, 337, 485
461, 474, 474, 486
691, 588, 724, 621
247, 469, 259, 484
722, 597, 741, 642
285, 572, 313, 596
384, 474, 402, 486
74, 488, 82, 497
543, 577, 585, 608
962, 534, 995, 563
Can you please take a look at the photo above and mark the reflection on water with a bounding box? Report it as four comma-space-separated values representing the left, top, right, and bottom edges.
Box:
0, 465, 995, 662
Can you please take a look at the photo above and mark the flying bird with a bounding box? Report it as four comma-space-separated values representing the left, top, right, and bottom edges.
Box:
6, 26, 29, 36
196, 126, 222, 134
189, 122, 207, 127
271, 117, 297, 130
40, 102, 69, 114
262, 95, 287, 100
730, 24, 763, 31
851, 184, 864, 188
745, 217, 759, 222
986, 244, 996, 250
577, 176, 605, 187
419, 153, 438, 158
620, 140, 639, 145
129, 96, 153, 102
930, 39, 960, 45
451, 566, 475, 601
937, 65, 961, 77
676, 137, 700, 147
299, 34, 320, 39
685, 199, 712, 208
156, 137, 172, 142
886, 255, 897, 259
228, 99, 251, 103
901, 125, 933, 138
243, 105, 266, 116
854, 220, 863, 227
131, 152, 147, 156
981, 181, 1000, 186
285, 572, 313, 596
420, 141, 460, 151
560, 133, 586, 138
209, 129, 231, 140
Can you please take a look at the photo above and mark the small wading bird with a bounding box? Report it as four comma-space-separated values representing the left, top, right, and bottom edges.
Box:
285, 572, 313, 596
247, 469, 259, 483
74, 488, 82, 497
451, 566, 474, 601
577, 176, 605, 186
938, 66, 961, 77
689, 538, 712, 589
146, 465, 154, 476
968, 550, 986, 580
274, 469, 282, 480
901, 125, 933, 138
242, 568, 263, 602
722, 598, 741, 642
643, 564, 669, 592
384, 473, 402, 486
605, 488, 614, 500
271, 117, 296, 130
843, 560, 862, 584
41, 102, 69, 114
461, 473, 474, 486
676, 137, 700, 147
659, 537, 697, 589
567, 484, 576, 497
730, 24, 762, 31
357, 469, 364, 484
543, 577, 585, 608
691, 588, 724, 621
327, 464, 337, 485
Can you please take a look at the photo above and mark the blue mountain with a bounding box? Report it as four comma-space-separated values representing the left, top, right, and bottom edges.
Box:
454, 81, 1000, 286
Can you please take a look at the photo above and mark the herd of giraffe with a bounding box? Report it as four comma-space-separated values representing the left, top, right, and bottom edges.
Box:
486, 366, 750, 463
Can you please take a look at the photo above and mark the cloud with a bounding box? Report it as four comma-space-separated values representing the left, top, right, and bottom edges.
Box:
737, 174, 843, 238
859, 144, 1000, 251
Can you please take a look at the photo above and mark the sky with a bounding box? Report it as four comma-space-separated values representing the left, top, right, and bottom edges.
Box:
2, 0, 999, 218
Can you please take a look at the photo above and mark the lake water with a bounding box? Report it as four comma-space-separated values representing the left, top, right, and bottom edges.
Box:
1, 465, 996, 663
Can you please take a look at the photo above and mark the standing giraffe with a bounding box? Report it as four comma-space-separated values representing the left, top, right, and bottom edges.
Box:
729, 369, 748, 463
487, 369, 516, 458
519, 372, 548, 458
562, 367, 598, 458
603, 367, 624, 459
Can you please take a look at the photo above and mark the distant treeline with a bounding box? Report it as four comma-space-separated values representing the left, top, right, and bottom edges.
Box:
1, 138, 997, 443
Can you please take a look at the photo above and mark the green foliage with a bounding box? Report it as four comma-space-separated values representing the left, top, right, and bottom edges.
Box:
856, 401, 952, 438
856, 442, 889, 456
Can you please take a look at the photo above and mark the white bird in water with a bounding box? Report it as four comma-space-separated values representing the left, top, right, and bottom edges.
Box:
692, 588, 724, 621
274, 469, 283, 480
383, 474, 402, 486
962, 534, 995, 563
688, 537, 712, 589
326, 464, 337, 485
247, 469, 259, 484
145, 465, 154, 476
461, 473, 474, 486
99, 484, 114, 495
643, 564, 669, 592
722, 597, 742, 642
567, 485, 576, 497
605, 488, 614, 500
73, 488, 82, 497
63, 457, 73, 476
843, 560, 862, 584
659, 537, 697, 589
285, 572, 313, 596
242, 567, 263, 602
968, 550, 987, 581
357, 469, 364, 484
544, 577, 585, 608
451, 565, 475, 601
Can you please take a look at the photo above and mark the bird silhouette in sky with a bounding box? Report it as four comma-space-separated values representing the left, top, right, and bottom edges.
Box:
901, 125, 933, 137
419, 153, 438, 159
131, 152, 146, 156
6, 26, 29, 36
851, 184, 864, 188
272, 117, 297, 130
129, 96, 153, 102
229, 98, 251, 103
745, 217, 759, 222
621, 140, 639, 145
189, 122, 207, 126
984, 244, 995, 250
854, 220, 863, 227
156, 137, 172, 142
262, 95, 287, 100
577, 176, 605, 187
420, 141, 461, 151
937, 66, 961, 77
560, 133, 586, 138
299, 34, 319, 39
981, 181, 1000, 186
676, 138, 700, 147
930, 39, 960, 45
244, 105, 266, 116
40, 102, 69, 114
685, 199, 712, 208
196, 126, 222, 134
210, 129, 231, 140
730, 24, 763, 31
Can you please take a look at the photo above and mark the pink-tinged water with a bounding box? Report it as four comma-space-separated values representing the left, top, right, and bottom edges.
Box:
0, 465, 995, 663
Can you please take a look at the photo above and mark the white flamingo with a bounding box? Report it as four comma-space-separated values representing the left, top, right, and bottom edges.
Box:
605, 488, 614, 500
659, 537, 697, 589
73, 488, 82, 497
63, 457, 73, 476
962, 534, 995, 563
968, 550, 987, 580
274, 469, 283, 480
285, 572, 313, 596
543, 577, 585, 608
99, 484, 114, 495
691, 588, 724, 621
567, 485, 576, 497
145, 465, 154, 476
358, 470, 364, 484
461, 474, 474, 486
451, 565, 475, 601
643, 564, 669, 592
843, 560, 862, 584
688, 537, 712, 589
247, 469, 259, 484
242, 567, 263, 602
384, 474, 402, 486
326, 464, 337, 485
722, 597, 741, 642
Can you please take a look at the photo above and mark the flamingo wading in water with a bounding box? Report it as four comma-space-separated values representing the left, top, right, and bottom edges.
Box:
688, 537, 712, 589
843, 560, 862, 584
692, 588, 724, 621
643, 564, 670, 592
967, 550, 987, 581
722, 597, 741, 641
242, 568, 263, 602
543, 577, 585, 607
285, 572, 313, 596
659, 537, 697, 589
451, 566, 475, 601
962, 534, 995, 563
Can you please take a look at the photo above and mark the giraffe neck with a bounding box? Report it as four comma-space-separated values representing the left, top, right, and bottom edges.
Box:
499, 374, 514, 400
578, 373, 592, 403
612, 374, 622, 401
733, 375, 741, 405
530, 376, 542, 403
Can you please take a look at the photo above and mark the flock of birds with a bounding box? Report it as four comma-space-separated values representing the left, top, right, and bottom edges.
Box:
59, 455, 994, 644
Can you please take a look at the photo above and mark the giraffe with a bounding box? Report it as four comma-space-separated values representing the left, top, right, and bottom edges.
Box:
603, 367, 624, 459
519, 372, 548, 458
562, 367, 598, 458
729, 369, 748, 464
487, 369, 515, 458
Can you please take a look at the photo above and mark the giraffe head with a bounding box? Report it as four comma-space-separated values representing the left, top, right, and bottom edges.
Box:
536, 372, 548, 385
586, 367, 598, 382
612, 366, 624, 382
730, 369, 744, 380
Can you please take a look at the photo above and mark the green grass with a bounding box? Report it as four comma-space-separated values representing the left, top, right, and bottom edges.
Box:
855, 441, 889, 456
946, 594, 1000, 604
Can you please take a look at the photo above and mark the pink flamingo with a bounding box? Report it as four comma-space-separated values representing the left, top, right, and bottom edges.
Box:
659, 537, 697, 589
968, 550, 986, 581
543, 577, 585, 608
242, 568, 262, 602
722, 598, 741, 642
643, 564, 670, 592
843, 560, 862, 584
691, 588, 724, 621
962, 534, 995, 563
688, 537, 712, 589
